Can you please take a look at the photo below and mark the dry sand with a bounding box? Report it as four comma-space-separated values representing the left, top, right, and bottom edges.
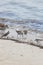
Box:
0, 39, 43, 65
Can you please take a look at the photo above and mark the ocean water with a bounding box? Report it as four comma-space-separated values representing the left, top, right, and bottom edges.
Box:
0, 0, 43, 31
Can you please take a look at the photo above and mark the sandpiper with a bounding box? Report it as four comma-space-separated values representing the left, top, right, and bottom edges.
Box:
0, 23, 8, 30
1, 31, 9, 38
16, 29, 28, 38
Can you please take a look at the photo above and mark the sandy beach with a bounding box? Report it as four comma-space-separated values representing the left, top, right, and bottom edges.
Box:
0, 0, 43, 64
0, 39, 43, 65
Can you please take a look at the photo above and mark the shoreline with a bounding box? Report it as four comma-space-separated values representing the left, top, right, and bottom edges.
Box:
0, 37, 43, 48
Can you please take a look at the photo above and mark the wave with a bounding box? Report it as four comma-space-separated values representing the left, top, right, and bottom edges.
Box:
0, 18, 43, 32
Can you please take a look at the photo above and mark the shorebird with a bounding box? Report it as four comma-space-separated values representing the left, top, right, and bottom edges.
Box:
1, 31, 9, 38
0, 23, 8, 30
16, 29, 28, 38
16, 30, 23, 38
0, 23, 8, 27
35, 39, 43, 42
23, 30, 28, 35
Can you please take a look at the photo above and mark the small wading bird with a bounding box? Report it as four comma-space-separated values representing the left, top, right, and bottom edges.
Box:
1, 31, 9, 38
23, 30, 28, 35
0, 23, 8, 27
0, 23, 8, 30
16, 30, 23, 38
0, 23, 9, 38
16, 29, 28, 38
35, 39, 43, 42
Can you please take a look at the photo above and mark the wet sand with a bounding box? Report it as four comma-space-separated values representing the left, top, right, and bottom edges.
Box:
0, 39, 43, 65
